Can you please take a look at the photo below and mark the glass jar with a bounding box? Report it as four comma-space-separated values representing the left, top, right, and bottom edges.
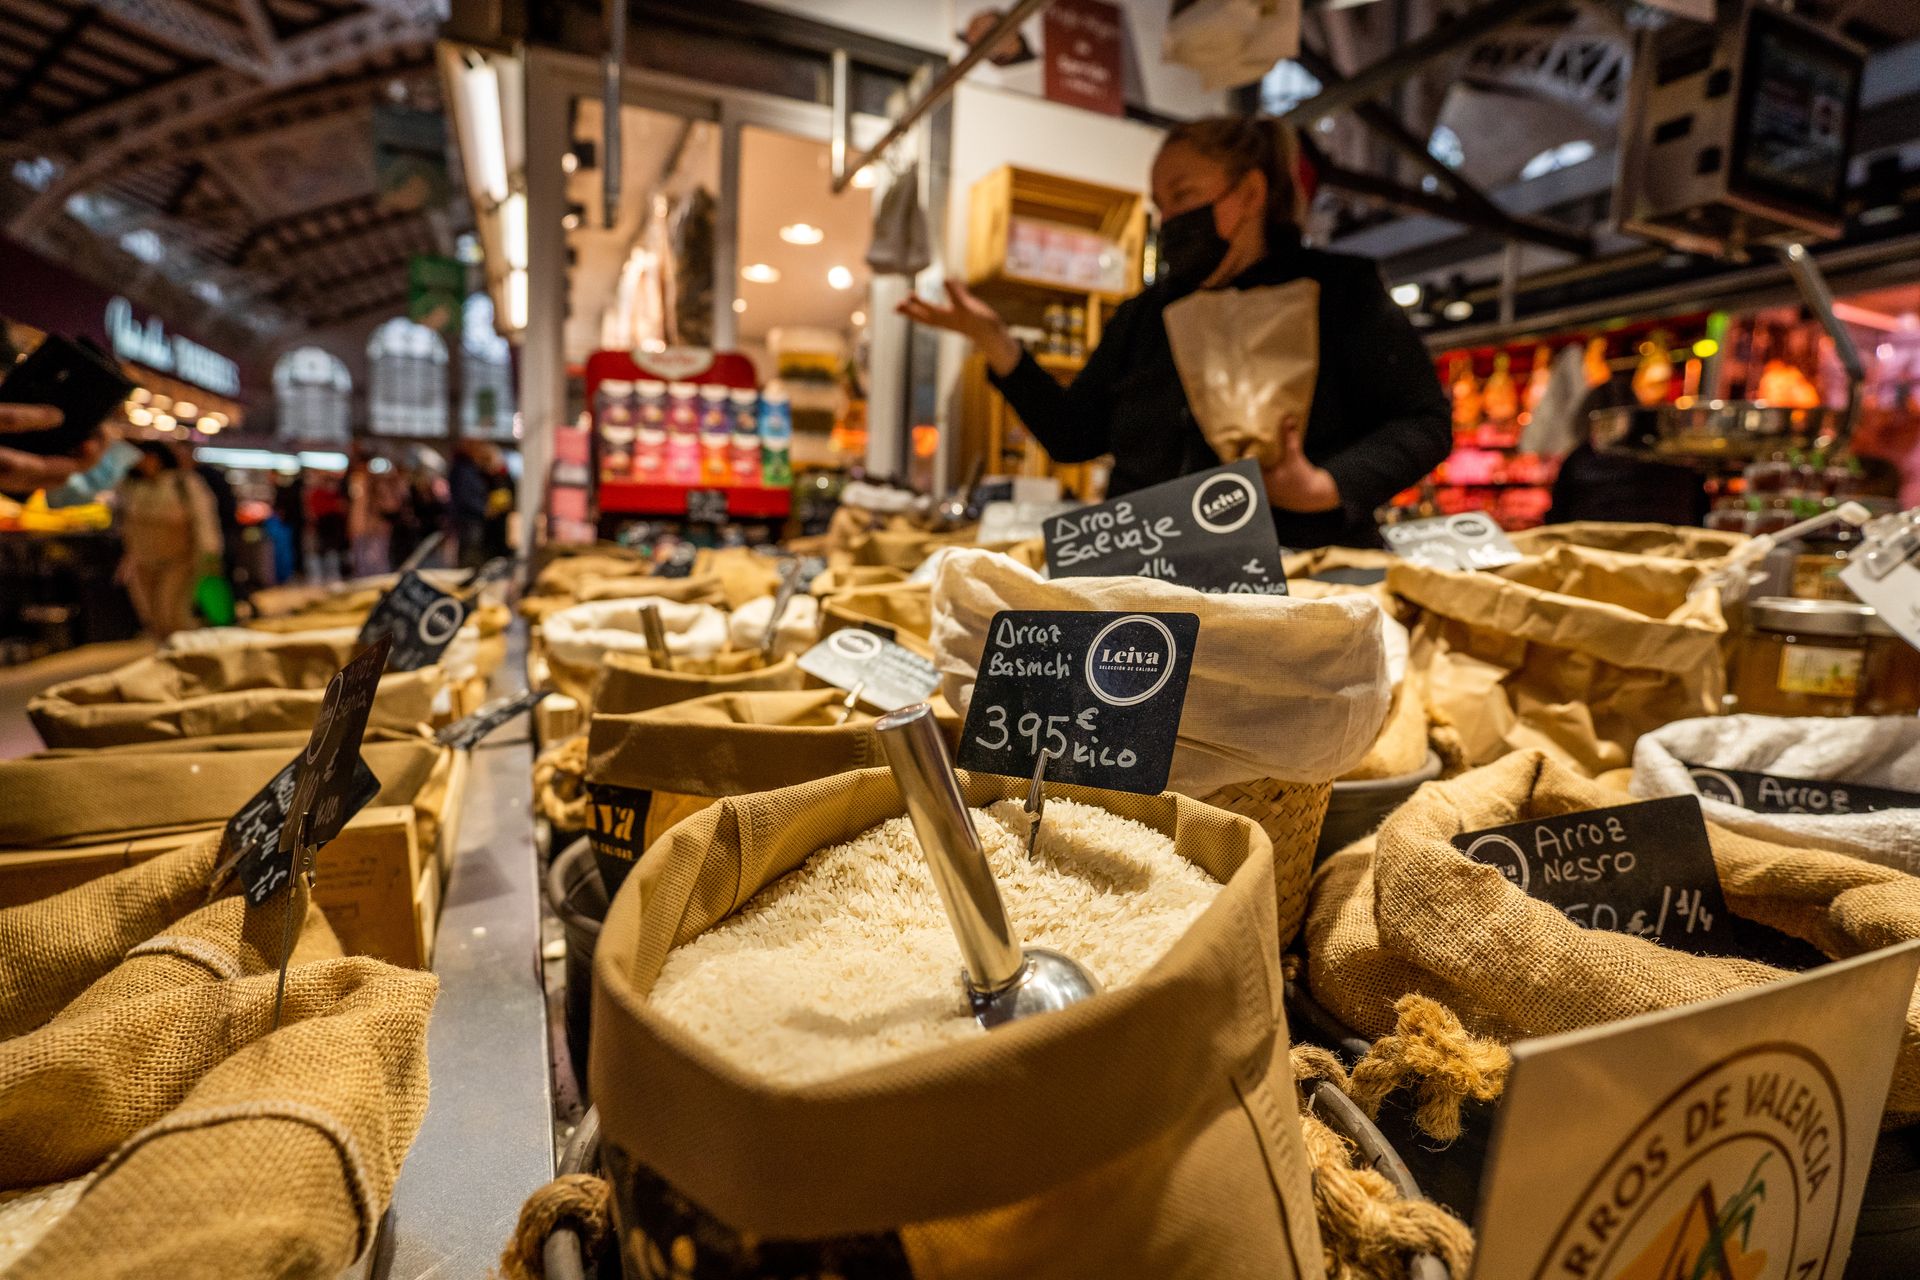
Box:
1789, 524, 1862, 602
1861, 610, 1920, 716
1729, 598, 1872, 717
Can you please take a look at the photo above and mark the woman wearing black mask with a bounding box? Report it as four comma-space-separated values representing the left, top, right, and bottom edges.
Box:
899, 116, 1451, 548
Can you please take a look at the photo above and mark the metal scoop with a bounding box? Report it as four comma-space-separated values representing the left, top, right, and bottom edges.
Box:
875, 703, 1099, 1028
638, 601, 673, 671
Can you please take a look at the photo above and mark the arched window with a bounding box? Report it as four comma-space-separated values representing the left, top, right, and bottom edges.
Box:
461, 293, 517, 440
367, 317, 449, 437
273, 346, 351, 443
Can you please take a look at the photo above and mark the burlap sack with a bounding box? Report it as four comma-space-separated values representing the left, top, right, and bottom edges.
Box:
808, 564, 910, 596
1389, 543, 1728, 777
168, 613, 509, 692
1304, 751, 1920, 1122
244, 571, 497, 635
593, 650, 807, 718
520, 572, 731, 623
692, 546, 784, 608
530, 547, 650, 599
930, 549, 1391, 795
820, 581, 936, 658
27, 649, 446, 749
1509, 521, 1747, 561
0, 836, 435, 1277
543, 599, 731, 706
591, 767, 1321, 1279
727, 593, 822, 660
1632, 714, 1920, 870
1164, 279, 1319, 470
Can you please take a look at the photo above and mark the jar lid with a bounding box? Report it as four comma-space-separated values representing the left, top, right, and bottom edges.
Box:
699, 384, 729, 399
636, 379, 667, 393
730, 387, 758, 403
599, 379, 634, 393
1749, 596, 1873, 637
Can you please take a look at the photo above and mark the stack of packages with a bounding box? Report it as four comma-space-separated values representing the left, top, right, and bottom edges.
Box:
0, 568, 504, 1271
1295, 520, 1920, 1271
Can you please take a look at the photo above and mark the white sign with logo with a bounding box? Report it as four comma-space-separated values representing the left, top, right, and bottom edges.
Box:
796, 628, 941, 713
1469, 940, 1920, 1280
1381, 512, 1524, 571
104, 296, 241, 397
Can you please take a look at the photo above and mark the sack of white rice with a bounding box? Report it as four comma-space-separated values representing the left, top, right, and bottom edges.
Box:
1631, 713, 1920, 871
26, 647, 446, 749
591, 766, 1322, 1279
0, 836, 435, 1278
1389, 543, 1729, 777
542, 598, 731, 707
1304, 750, 1920, 1126
726, 593, 822, 660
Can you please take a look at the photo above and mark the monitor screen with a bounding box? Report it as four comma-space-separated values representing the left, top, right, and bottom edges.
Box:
1733, 13, 1860, 214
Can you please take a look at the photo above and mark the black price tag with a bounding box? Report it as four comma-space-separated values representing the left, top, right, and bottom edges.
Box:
1380, 512, 1523, 571
653, 544, 698, 578
1452, 795, 1748, 959
357, 570, 470, 672
437, 687, 551, 750
233, 637, 391, 906
958, 610, 1197, 795
1043, 460, 1287, 595
797, 629, 940, 712
1683, 764, 1920, 816
584, 780, 650, 895
463, 555, 518, 590
687, 489, 728, 523
213, 754, 380, 900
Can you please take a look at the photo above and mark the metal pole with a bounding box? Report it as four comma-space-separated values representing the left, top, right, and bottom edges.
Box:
1500, 239, 1520, 325
829, 47, 850, 186
602, 0, 625, 230
1282, 0, 1565, 127
1781, 243, 1866, 435
831, 0, 1055, 193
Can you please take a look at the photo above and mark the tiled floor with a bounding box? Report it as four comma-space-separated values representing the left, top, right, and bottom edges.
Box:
0, 638, 154, 760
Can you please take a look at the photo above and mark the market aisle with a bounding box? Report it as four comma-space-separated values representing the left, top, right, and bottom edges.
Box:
0, 638, 154, 760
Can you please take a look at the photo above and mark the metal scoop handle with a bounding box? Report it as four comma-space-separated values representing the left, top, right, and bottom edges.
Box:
638, 602, 674, 671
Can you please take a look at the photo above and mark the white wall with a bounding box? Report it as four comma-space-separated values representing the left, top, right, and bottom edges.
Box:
751, 0, 948, 53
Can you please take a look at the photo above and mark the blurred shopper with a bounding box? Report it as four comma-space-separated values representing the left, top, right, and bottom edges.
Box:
0, 403, 104, 495
309, 476, 349, 581
388, 459, 449, 569
1547, 377, 1708, 526
187, 446, 247, 598
449, 441, 490, 569
344, 451, 389, 577
482, 445, 517, 560
273, 471, 308, 580
118, 441, 222, 637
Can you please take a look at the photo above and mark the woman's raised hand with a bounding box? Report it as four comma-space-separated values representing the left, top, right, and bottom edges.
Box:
1260, 415, 1341, 514
898, 280, 1023, 376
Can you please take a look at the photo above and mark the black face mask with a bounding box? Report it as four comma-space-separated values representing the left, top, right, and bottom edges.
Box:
1155, 202, 1230, 293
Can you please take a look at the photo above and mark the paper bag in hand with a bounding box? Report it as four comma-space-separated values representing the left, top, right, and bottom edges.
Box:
1163, 279, 1319, 469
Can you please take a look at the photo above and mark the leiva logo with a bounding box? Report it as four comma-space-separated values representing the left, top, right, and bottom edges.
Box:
1190, 470, 1259, 535
1084, 614, 1178, 707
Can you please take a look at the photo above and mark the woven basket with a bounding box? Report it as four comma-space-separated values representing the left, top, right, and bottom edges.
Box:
1195, 777, 1332, 946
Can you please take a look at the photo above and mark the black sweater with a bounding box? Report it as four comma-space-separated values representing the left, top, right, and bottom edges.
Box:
989, 234, 1452, 548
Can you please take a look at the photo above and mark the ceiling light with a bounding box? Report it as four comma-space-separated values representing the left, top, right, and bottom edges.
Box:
458, 59, 509, 205
151, 394, 172, 412
851, 167, 877, 190
827, 265, 853, 290
780, 223, 825, 245
126, 406, 152, 426
851, 310, 867, 326
173, 402, 198, 420
153, 413, 175, 429
501, 192, 528, 271
128, 387, 150, 404
506, 268, 528, 331
741, 263, 780, 284
561, 152, 579, 175
732, 298, 747, 313
1390, 282, 1422, 308
562, 211, 581, 231
1691, 338, 1719, 358
1442, 299, 1474, 321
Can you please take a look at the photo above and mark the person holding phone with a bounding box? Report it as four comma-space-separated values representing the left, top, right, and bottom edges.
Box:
0, 404, 92, 493
901, 116, 1450, 549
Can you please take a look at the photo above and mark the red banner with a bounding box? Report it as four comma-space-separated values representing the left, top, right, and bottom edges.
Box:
1043, 0, 1125, 117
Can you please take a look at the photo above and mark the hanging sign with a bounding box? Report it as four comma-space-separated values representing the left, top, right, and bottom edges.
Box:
1840, 521, 1920, 652
798, 629, 941, 713
584, 779, 650, 896
407, 255, 466, 338
103, 296, 240, 397
357, 570, 470, 672
1381, 512, 1524, 571
1043, 0, 1125, 116
437, 687, 551, 751
1468, 940, 1920, 1280
1683, 763, 1920, 816
1043, 460, 1287, 594
958, 610, 1197, 794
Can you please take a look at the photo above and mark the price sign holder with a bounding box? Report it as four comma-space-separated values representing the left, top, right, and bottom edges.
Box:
1469, 941, 1920, 1280
958, 610, 1198, 796
1381, 512, 1524, 571
437, 686, 552, 751
357, 570, 470, 672
1683, 763, 1920, 816
797, 630, 941, 712
1043, 460, 1287, 594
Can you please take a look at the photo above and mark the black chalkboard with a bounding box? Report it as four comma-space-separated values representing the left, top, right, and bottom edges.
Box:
1042, 460, 1286, 594
438, 686, 551, 751
958, 610, 1198, 795
584, 779, 650, 895
687, 488, 728, 523
1683, 764, 1920, 816
357, 571, 469, 672
1452, 795, 1748, 959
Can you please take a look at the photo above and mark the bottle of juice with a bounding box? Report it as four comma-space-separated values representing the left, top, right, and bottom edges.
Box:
729, 387, 762, 485
698, 384, 732, 484
758, 384, 793, 487
633, 379, 668, 479
1449, 357, 1482, 431
1523, 344, 1553, 417
665, 381, 702, 485
597, 379, 635, 479
1483, 352, 1518, 426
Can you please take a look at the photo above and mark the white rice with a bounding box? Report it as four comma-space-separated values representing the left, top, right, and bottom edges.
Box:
649, 797, 1221, 1084
0, 1177, 92, 1269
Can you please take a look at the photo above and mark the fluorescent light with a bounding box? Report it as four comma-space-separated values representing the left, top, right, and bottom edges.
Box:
732, 298, 747, 313
501, 192, 528, 271
460, 59, 509, 204
741, 263, 780, 284
1442, 299, 1474, 321
827, 265, 853, 290
1390, 282, 1422, 308
297, 451, 351, 471
506, 268, 528, 331
197, 446, 290, 469
780, 223, 824, 245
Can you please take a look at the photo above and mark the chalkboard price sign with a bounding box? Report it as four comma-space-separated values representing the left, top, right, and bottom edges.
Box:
1452, 795, 1749, 959
357, 570, 469, 672
1043, 460, 1286, 594
1684, 764, 1920, 816
1381, 513, 1523, 571
958, 609, 1198, 795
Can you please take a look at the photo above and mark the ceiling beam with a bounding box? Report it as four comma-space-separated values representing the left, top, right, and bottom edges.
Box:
306, 284, 410, 328
224, 191, 385, 261
0, 8, 97, 129
251, 205, 427, 277
93, 0, 263, 75
233, 0, 286, 77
